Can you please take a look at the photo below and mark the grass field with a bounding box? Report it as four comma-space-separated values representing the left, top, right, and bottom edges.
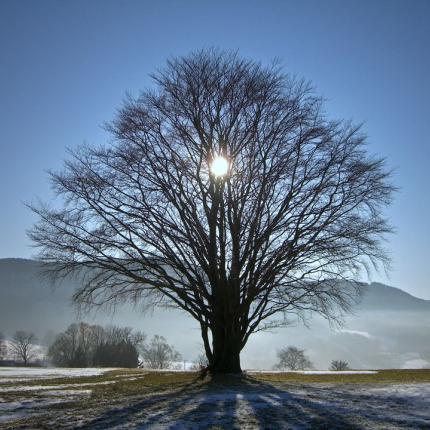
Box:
1, 368, 430, 429
251, 368, 430, 384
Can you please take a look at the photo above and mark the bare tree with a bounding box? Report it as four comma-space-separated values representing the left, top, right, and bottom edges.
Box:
190, 351, 210, 371
141, 335, 182, 369
104, 326, 145, 348
48, 323, 80, 367
330, 360, 350, 371
11, 331, 37, 365
0, 332, 7, 361
275, 346, 312, 371
29, 49, 395, 373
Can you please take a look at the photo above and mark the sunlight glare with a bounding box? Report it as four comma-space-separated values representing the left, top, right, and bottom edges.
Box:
210, 156, 229, 177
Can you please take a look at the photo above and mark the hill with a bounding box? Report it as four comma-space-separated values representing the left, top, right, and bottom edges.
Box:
359, 282, 430, 311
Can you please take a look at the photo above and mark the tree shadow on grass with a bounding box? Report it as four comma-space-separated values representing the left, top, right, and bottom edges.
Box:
78, 375, 428, 429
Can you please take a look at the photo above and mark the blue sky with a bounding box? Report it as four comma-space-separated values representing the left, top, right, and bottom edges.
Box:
0, 0, 429, 298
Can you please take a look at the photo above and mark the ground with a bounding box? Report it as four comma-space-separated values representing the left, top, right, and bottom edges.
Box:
1, 368, 430, 429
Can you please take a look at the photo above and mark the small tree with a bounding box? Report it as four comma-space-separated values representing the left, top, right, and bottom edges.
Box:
330, 360, 350, 371
0, 332, 7, 361
275, 346, 312, 371
141, 335, 182, 369
190, 352, 210, 371
11, 331, 37, 365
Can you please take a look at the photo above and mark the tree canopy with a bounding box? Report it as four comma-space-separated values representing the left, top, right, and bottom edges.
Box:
30, 49, 395, 373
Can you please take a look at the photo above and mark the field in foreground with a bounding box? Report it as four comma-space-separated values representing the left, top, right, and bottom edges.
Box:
1, 368, 430, 429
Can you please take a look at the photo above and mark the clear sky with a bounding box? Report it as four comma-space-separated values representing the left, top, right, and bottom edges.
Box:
0, 0, 429, 298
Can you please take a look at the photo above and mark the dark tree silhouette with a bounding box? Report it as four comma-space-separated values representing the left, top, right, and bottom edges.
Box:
93, 341, 139, 368
275, 346, 313, 371
330, 359, 350, 371
48, 322, 144, 367
0, 332, 7, 361
30, 49, 395, 373
11, 331, 37, 365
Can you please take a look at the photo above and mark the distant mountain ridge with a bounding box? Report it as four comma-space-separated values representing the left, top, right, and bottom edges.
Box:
1, 257, 429, 336
360, 282, 430, 311
1, 257, 428, 310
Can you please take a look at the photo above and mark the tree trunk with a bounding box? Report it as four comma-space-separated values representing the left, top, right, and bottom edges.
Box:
208, 324, 242, 374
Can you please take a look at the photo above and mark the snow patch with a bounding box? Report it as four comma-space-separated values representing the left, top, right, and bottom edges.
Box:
0, 390, 92, 423
0, 367, 112, 379
0, 380, 117, 392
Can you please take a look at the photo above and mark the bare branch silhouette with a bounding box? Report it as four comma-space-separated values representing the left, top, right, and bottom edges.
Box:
29, 49, 395, 373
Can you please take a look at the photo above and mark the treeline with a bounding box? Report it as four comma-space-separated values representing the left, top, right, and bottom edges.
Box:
2, 324, 184, 369
48, 323, 145, 368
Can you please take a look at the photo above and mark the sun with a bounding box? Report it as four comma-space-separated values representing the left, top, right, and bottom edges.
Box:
210, 155, 229, 177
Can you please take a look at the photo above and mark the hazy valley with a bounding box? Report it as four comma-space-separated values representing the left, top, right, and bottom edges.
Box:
1, 258, 429, 370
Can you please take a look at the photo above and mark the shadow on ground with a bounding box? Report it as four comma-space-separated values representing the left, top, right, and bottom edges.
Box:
77, 375, 430, 429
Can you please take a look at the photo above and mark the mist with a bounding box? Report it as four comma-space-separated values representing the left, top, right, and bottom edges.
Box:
1, 258, 429, 370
